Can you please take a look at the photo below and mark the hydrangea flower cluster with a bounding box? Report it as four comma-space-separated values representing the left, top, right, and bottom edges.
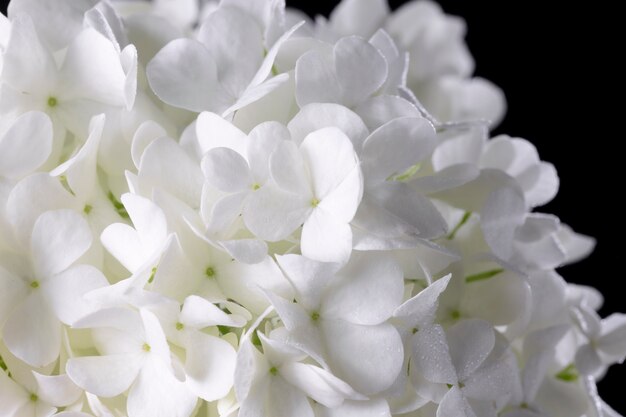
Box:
0, 0, 623, 416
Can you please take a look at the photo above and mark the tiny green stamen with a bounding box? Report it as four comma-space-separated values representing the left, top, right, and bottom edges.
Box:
142, 343, 151, 352
447, 211, 472, 240
412, 327, 419, 334
83, 204, 93, 214
555, 363, 579, 382
30, 281, 40, 289
465, 268, 504, 284
108, 192, 129, 219
311, 311, 320, 321
252, 183, 261, 191
269, 366, 278, 376
30, 393, 38, 402
310, 198, 320, 208
175, 322, 184, 331
205, 266, 216, 278
450, 310, 461, 320
148, 266, 157, 284
47, 97, 58, 108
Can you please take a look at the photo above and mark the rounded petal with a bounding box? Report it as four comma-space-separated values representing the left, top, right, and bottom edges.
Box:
321, 320, 403, 395
244, 186, 309, 242
411, 324, 457, 385
185, 332, 236, 401
127, 355, 197, 417
66, 354, 142, 397
201, 147, 253, 193
4, 292, 61, 367
0, 111, 53, 179
288, 103, 369, 149
361, 117, 436, 186
437, 386, 477, 417
31, 209, 92, 278
447, 319, 495, 381
323, 253, 403, 325
32, 372, 82, 407
301, 208, 353, 263
147, 39, 225, 112
281, 362, 361, 408
42, 264, 108, 325
480, 186, 526, 260
295, 45, 342, 108
300, 127, 359, 199
334, 36, 388, 107
180, 295, 246, 329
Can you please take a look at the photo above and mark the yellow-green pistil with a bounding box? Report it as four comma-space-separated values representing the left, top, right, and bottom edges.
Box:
142, 343, 151, 352
310, 198, 320, 208
30, 281, 40, 289
47, 96, 58, 108
205, 266, 216, 278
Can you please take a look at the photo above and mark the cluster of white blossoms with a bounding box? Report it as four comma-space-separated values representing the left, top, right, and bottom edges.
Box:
0, 0, 624, 416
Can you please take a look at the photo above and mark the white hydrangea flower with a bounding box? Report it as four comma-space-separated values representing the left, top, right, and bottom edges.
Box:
0, 0, 622, 416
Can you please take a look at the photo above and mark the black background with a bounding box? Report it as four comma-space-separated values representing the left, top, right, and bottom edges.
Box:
1, 0, 623, 413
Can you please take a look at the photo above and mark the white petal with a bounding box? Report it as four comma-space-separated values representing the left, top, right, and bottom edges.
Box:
180, 295, 246, 329
31, 209, 92, 278
0, 265, 27, 327
32, 372, 82, 407
323, 253, 403, 325
131, 120, 168, 170
301, 127, 359, 200
281, 362, 361, 408
597, 313, 626, 359
0, 362, 29, 415
0, 112, 53, 179
67, 354, 142, 397
6, 173, 78, 246
246, 121, 290, 183
266, 377, 314, 417
140, 309, 171, 364
334, 36, 388, 107
42, 264, 108, 325
139, 137, 204, 208
288, 103, 369, 149
195, 111, 247, 156
355, 95, 421, 131
197, 7, 264, 98
219, 239, 268, 265
1, 15, 56, 93
480, 186, 526, 260
8, 0, 98, 50
206, 192, 247, 234
275, 254, 341, 311
100, 223, 145, 273
394, 274, 452, 328
329, 0, 389, 38
301, 208, 352, 263
316, 399, 391, 417
321, 320, 403, 395
463, 350, 517, 401
147, 39, 225, 112
462, 271, 531, 326
269, 140, 311, 195
4, 292, 61, 367
185, 332, 236, 401
59, 28, 126, 106
557, 224, 596, 265
244, 186, 310, 242
127, 355, 197, 417
447, 319, 495, 381
295, 45, 342, 108
437, 386, 477, 417
201, 147, 253, 193
411, 324, 457, 385
361, 116, 436, 186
